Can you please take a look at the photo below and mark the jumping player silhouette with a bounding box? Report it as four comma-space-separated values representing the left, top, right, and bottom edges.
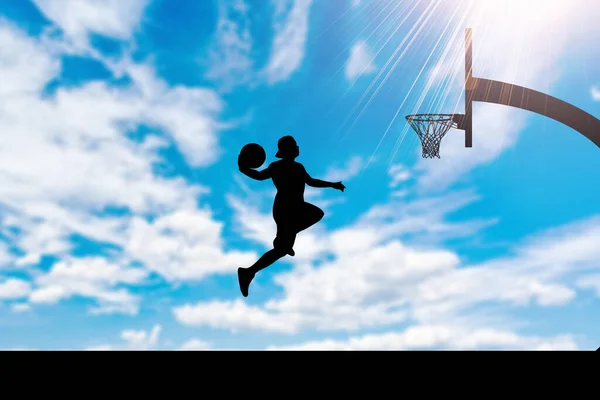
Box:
237, 135, 346, 297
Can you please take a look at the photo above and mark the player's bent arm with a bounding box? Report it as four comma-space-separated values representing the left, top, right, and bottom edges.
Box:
240, 166, 272, 181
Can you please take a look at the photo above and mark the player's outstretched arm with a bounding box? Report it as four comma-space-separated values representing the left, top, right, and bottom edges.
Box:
239, 159, 272, 181
310, 179, 345, 191
304, 169, 345, 191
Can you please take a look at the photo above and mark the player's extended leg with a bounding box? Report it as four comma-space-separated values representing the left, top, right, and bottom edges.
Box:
237, 219, 296, 297
238, 248, 286, 297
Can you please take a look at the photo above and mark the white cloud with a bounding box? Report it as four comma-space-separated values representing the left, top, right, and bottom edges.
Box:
0, 18, 256, 314
205, 0, 319, 88
228, 182, 496, 261
123, 208, 257, 281
86, 325, 213, 350
227, 194, 278, 250
2, 347, 38, 351
263, 0, 313, 84
0, 22, 216, 217
0, 278, 32, 300
121, 325, 161, 349
85, 345, 114, 351
109, 62, 226, 168
11, 303, 32, 313
388, 164, 411, 188
175, 187, 500, 335
355, 189, 496, 243
173, 161, 600, 349
577, 274, 600, 296
322, 155, 365, 182
592, 86, 600, 101
29, 257, 147, 315
32, 0, 149, 47
0, 241, 14, 267
345, 40, 377, 82
180, 338, 212, 350
205, 0, 254, 91
87, 324, 162, 350
174, 299, 302, 334
174, 209, 599, 344
267, 325, 578, 350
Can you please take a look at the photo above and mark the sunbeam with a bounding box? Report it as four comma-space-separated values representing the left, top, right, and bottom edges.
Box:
331, 0, 587, 167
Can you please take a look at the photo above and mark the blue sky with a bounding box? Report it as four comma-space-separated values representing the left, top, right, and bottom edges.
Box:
1, 0, 600, 350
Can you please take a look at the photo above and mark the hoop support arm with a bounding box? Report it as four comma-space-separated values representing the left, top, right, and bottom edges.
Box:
471, 77, 600, 148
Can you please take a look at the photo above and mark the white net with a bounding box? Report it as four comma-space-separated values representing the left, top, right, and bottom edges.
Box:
405, 114, 460, 158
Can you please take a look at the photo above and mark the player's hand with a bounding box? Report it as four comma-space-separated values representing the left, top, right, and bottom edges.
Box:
332, 181, 346, 192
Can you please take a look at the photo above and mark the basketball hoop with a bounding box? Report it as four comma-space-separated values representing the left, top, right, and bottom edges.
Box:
405, 114, 463, 158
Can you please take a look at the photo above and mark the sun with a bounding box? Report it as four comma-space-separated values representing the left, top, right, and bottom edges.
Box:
469, 0, 578, 30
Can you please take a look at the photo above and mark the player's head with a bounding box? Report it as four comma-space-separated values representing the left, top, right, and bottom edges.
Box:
275, 135, 299, 159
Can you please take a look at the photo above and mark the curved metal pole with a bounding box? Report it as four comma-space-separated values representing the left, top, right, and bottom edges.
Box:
470, 77, 600, 148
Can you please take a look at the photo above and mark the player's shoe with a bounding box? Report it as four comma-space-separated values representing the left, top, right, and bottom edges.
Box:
238, 267, 255, 297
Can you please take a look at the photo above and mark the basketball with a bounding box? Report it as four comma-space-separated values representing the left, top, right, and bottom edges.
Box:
238, 143, 266, 169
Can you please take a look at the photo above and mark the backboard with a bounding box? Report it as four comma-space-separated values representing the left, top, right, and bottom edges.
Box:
407, 27, 600, 158
463, 28, 473, 148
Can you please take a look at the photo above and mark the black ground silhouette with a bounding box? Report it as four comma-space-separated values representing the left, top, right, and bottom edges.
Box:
237, 135, 345, 297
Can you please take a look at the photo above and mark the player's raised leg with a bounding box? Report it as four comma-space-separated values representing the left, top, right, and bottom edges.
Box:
280, 203, 324, 257
295, 202, 324, 233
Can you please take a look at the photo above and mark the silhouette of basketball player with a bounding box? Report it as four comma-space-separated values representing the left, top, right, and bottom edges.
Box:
237, 135, 345, 297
